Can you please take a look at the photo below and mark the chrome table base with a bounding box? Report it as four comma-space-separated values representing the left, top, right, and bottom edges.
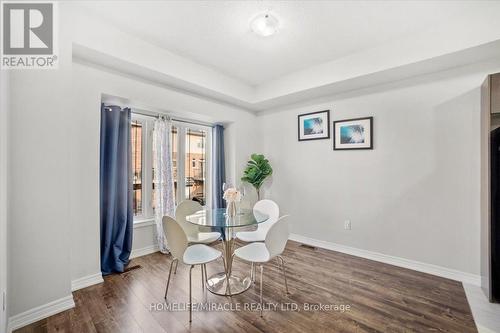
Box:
204, 226, 253, 296
206, 273, 252, 296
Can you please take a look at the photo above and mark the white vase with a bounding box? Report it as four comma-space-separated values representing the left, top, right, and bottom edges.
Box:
226, 201, 237, 217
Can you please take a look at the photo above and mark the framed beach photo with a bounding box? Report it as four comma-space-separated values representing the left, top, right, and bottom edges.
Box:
333, 117, 373, 150
297, 110, 330, 141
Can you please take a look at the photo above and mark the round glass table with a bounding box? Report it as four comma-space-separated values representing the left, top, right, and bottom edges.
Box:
186, 208, 269, 296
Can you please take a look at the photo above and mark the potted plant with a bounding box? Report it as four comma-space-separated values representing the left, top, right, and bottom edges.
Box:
241, 154, 273, 201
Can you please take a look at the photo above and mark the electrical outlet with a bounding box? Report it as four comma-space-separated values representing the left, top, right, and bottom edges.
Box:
344, 220, 351, 230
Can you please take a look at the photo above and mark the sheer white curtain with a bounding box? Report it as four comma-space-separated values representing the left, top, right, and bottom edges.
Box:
153, 116, 176, 254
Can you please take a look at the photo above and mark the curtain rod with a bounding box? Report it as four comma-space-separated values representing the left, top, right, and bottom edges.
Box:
105, 104, 215, 128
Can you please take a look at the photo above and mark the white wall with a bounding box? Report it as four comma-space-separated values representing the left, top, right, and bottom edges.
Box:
8, 70, 73, 315
70, 60, 259, 282
1, 71, 9, 333
131, 224, 157, 254
7, 9, 74, 317
6, 2, 259, 319
258, 61, 500, 276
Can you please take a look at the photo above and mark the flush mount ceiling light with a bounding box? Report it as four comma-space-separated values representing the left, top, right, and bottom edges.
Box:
250, 13, 279, 37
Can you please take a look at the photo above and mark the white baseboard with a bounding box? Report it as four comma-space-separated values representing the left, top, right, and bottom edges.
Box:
130, 244, 159, 259
71, 272, 104, 292
6, 246, 160, 333
7, 295, 75, 333
289, 233, 481, 286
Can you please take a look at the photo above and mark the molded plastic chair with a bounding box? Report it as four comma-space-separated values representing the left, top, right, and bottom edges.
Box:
234, 215, 290, 317
175, 200, 221, 244
236, 199, 280, 242
162, 216, 222, 322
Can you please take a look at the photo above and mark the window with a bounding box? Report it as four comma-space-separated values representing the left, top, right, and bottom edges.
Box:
130, 115, 153, 219
131, 120, 143, 216
131, 113, 211, 222
185, 128, 208, 206
172, 126, 178, 204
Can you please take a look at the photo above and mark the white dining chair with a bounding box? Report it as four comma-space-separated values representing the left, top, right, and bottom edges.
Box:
175, 200, 221, 244
234, 215, 290, 317
236, 199, 280, 243
162, 216, 222, 323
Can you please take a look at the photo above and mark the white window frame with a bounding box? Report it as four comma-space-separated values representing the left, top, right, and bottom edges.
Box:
173, 121, 212, 208
131, 113, 154, 224
131, 113, 212, 226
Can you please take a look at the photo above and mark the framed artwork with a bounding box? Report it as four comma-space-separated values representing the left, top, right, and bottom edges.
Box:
333, 117, 373, 150
297, 110, 330, 141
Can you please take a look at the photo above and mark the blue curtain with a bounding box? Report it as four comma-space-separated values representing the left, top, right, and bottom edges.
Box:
212, 124, 226, 209
100, 104, 133, 275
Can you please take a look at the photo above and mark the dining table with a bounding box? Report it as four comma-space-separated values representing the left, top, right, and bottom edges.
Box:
185, 207, 269, 296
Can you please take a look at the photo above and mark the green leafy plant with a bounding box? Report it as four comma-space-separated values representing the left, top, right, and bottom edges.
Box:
241, 154, 273, 200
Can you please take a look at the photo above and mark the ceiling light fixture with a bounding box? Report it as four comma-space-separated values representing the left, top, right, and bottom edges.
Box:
250, 13, 279, 37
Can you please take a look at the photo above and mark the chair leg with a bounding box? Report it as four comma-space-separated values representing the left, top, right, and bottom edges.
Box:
164, 258, 177, 300
201, 265, 205, 291
189, 265, 194, 323
259, 264, 264, 317
278, 256, 289, 294
203, 264, 208, 282
250, 262, 255, 282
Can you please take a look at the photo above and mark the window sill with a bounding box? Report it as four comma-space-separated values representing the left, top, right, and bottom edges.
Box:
133, 218, 155, 229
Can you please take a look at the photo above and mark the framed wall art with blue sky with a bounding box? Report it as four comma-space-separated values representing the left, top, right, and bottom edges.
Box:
333, 117, 373, 150
297, 110, 330, 141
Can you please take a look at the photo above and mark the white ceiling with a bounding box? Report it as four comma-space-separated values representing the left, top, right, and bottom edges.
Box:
78, 1, 485, 86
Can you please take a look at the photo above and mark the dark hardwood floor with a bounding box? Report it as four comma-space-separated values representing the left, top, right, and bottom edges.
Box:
15, 240, 477, 332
